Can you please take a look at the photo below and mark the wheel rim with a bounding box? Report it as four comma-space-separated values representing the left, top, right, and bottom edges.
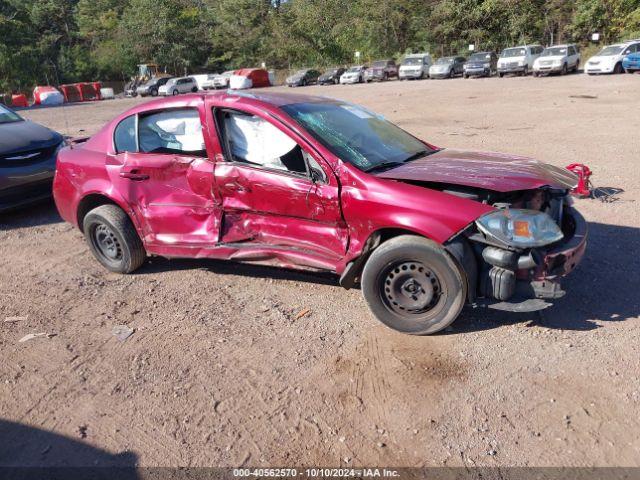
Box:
91, 223, 123, 263
380, 261, 443, 316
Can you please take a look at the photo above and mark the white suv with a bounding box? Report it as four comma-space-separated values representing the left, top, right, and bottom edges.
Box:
585, 40, 640, 75
497, 45, 544, 77
533, 44, 581, 76
399, 53, 433, 80
158, 77, 198, 96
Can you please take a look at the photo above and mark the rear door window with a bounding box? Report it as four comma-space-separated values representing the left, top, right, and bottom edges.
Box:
138, 108, 206, 156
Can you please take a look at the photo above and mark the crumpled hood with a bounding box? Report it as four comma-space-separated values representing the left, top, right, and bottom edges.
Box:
375, 149, 578, 192
0, 120, 62, 155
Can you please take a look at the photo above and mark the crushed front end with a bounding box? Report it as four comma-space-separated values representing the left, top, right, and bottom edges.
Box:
449, 187, 587, 311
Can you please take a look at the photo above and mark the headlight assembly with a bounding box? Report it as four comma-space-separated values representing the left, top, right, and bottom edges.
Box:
476, 209, 564, 248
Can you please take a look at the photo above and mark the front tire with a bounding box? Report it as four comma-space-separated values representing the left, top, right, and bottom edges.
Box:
83, 205, 146, 274
150, 88, 158, 97
361, 235, 466, 335
172, 89, 179, 96
614, 62, 624, 74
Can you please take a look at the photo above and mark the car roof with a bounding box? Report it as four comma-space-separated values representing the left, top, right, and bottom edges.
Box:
405, 53, 430, 57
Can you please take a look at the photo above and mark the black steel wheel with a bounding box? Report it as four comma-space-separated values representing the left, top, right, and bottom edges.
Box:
83, 205, 146, 273
361, 235, 467, 335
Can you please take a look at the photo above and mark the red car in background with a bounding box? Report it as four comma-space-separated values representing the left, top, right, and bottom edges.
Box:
53, 91, 586, 335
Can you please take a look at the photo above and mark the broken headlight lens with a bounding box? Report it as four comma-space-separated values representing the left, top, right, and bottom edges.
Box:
476, 209, 564, 248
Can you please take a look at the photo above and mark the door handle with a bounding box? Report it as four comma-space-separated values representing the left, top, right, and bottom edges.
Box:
120, 171, 149, 181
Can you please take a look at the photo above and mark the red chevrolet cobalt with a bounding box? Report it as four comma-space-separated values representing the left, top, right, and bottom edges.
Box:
53, 91, 587, 335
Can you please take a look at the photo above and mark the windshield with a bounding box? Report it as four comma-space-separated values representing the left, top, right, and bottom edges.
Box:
325, 69, 338, 75
436, 57, 454, 65
347, 66, 362, 72
469, 53, 491, 62
542, 47, 567, 56
402, 57, 422, 66
295, 70, 308, 75
372, 61, 387, 67
0, 105, 22, 124
502, 48, 526, 57
281, 102, 434, 172
597, 45, 624, 56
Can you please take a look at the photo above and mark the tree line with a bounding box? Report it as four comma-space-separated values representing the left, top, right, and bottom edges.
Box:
1, 0, 640, 92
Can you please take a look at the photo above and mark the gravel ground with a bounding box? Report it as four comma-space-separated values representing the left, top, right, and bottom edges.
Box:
1, 73, 640, 468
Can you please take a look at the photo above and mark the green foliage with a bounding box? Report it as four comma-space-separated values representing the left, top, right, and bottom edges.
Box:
2, 0, 640, 93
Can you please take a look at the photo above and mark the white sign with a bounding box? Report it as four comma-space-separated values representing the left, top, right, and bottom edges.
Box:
261, 62, 266, 68
592, 33, 600, 42
355, 51, 361, 59
469, 44, 475, 52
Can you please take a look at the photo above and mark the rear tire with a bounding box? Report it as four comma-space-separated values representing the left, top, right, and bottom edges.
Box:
614, 62, 624, 74
172, 89, 179, 96
83, 205, 146, 274
361, 235, 466, 335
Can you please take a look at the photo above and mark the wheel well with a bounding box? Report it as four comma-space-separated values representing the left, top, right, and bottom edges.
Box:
76, 194, 118, 230
339, 228, 432, 289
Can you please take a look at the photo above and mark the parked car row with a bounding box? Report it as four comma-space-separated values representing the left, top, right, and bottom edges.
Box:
284, 39, 640, 88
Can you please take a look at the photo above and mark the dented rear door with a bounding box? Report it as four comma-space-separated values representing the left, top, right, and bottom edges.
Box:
111, 106, 220, 247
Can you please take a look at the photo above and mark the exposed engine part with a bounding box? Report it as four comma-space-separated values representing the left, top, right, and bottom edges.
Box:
482, 246, 539, 270
481, 267, 516, 301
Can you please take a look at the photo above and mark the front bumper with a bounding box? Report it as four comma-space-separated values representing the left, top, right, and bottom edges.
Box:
534, 64, 563, 74
429, 70, 451, 79
364, 71, 385, 81
478, 208, 587, 309
0, 153, 57, 212
340, 77, 360, 84
498, 64, 526, 73
399, 70, 424, 79
585, 63, 614, 74
465, 67, 491, 76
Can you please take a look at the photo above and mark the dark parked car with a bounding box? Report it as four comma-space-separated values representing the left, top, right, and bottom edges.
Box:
136, 76, 174, 97
53, 91, 586, 336
318, 67, 346, 85
0, 104, 64, 212
364, 60, 399, 82
286, 69, 321, 87
463, 51, 498, 78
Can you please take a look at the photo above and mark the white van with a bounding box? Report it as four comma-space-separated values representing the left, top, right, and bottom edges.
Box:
497, 45, 544, 77
399, 53, 433, 80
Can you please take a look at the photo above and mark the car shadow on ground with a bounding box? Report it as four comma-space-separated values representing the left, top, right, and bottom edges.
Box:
0, 419, 138, 477
142, 256, 341, 287
0, 200, 62, 230
454, 221, 640, 333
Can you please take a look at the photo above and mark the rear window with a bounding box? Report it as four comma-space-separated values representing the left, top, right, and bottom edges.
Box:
114, 115, 137, 153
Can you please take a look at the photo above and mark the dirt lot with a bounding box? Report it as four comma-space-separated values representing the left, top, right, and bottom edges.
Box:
2, 73, 640, 469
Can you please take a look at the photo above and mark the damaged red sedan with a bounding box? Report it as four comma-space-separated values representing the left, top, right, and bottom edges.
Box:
53, 91, 587, 335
